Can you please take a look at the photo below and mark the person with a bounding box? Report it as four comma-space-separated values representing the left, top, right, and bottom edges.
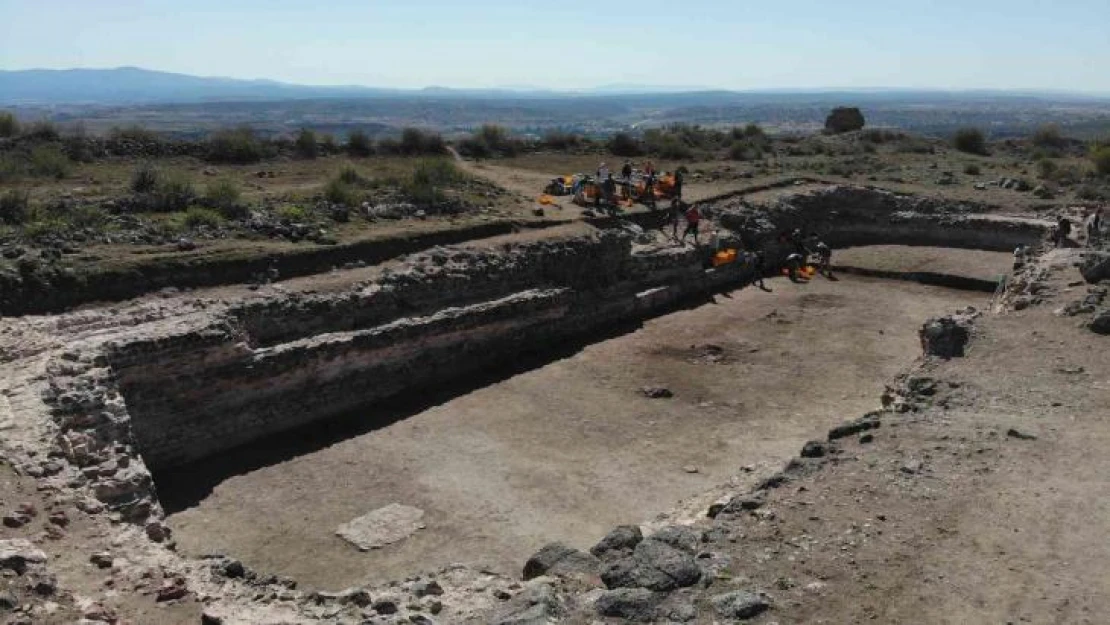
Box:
673, 168, 684, 200
598, 162, 609, 186
750, 250, 769, 290
602, 174, 617, 210
1087, 207, 1103, 247
785, 252, 805, 282
682, 204, 701, 245
1056, 216, 1072, 247
621, 160, 633, 180
643, 171, 656, 208
815, 241, 832, 276
669, 198, 684, 240
620, 161, 634, 199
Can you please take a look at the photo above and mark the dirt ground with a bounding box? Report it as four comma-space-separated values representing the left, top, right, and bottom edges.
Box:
834, 245, 1015, 281
164, 273, 984, 590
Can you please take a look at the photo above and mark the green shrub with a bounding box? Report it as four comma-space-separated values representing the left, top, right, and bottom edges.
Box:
324, 178, 361, 207
131, 162, 160, 193
206, 127, 267, 164
0, 154, 21, 183
394, 127, 447, 156
204, 178, 246, 218
337, 166, 364, 185
182, 206, 223, 229
28, 145, 71, 179
964, 164, 981, 176
1092, 145, 1110, 176
729, 143, 763, 161
456, 125, 520, 158
0, 189, 30, 225
0, 112, 19, 138
346, 130, 374, 157
151, 173, 195, 212
401, 159, 465, 205
607, 132, 643, 157
109, 125, 161, 143
22, 218, 68, 242
320, 133, 338, 154
953, 128, 988, 155
294, 128, 318, 159
1036, 158, 1058, 179
276, 205, 309, 223
456, 136, 491, 159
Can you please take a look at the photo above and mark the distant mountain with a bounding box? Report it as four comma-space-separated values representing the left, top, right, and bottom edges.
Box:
0, 67, 402, 105
1, 66, 1108, 107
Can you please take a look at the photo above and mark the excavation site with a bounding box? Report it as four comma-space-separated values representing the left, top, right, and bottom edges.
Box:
4, 179, 1108, 625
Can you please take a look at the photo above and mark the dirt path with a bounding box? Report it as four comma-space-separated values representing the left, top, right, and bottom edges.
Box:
164, 275, 982, 590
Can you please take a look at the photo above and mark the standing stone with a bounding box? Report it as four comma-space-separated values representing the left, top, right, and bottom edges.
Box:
711, 590, 771, 620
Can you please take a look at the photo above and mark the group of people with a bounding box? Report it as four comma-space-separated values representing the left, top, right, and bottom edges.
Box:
592, 160, 684, 210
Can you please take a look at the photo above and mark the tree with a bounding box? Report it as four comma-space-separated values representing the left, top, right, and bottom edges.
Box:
824, 107, 866, 134
294, 128, 318, 159
346, 130, 373, 157
953, 128, 988, 155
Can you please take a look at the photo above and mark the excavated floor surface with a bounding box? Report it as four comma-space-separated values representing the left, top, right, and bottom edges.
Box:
163, 273, 986, 589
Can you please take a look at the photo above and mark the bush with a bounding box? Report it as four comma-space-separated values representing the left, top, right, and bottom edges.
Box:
0, 189, 30, 225
204, 178, 246, 219
541, 131, 583, 151
1092, 145, 1110, 176
337, 166, 364, 185
728, 143, 763, 161
206, 127, 267, 164
320, 133, 338, 154
396, 127, 447, 156
109, 125, 161, 143
294, 128, 318, 159
151, 173, 195, 212
456, 125, 522, 158
964, 164, 981, 176
1032, 124, 1066, 149
131, 162, 160, 193
402, 159, 465, 205
24, 120, 59, 141
346, 130, 373, 157
276, 205, 309, 223
1036, 158, 1058, 179
953, 128, 988, 155
28, 145, 71, 179
825, 107, 866, 134
0, 112, 19, 138
324, 178, 361, 207
182, 206, 223, 229
607, 132, 644, 157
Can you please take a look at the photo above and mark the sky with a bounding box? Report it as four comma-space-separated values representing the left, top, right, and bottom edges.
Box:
2, 0, 1109, 92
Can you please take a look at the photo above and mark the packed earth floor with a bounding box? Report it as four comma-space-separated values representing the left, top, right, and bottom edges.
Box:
162, 272, 984, 590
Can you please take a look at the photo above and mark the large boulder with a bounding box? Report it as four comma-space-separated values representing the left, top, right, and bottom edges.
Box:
1090, 310, 1110, 335
522, 543, 600, 581
825, 107, 866, 134
591, 525, 643, 559
919, 314, 973, 358
600, 538, 702, 592
1080, 252, 1110, 284
595, 588, 665, 622
711, 590, 771, 620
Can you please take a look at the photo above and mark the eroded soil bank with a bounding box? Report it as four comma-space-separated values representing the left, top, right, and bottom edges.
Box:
165, 274, 982, 589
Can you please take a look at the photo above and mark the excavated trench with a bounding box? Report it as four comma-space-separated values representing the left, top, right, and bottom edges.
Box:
85, 186, 1047, 588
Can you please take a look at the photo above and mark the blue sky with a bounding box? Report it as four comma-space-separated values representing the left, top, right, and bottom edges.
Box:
2, 0, 1108, 92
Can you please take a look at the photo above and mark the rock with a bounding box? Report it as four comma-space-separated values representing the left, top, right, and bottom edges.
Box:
827, 414, 881, 441
145, 521, 171, 543
522, 543, 600, 581
601, 538, 702, 592
711, 590, 771, 620
338, 587, 373, 607
409, 615, 435, 625
595, 588, 664, 622
89, 552, 113, 569
1006, 428, 1037, 441
491, 584, 564, 625
666, 601, 698, 622
1032, 184, 1055, 199
648, 526, 701, 554
0, 539, 47, 574
413, 580, 444, 597
336, 504, 425, 551
32, 575, 57, 596
176, 237, 197, 252
800, 440, 828, 458
1090, 310, 1110, 335
683, 464, 699, 474
48, 510, 69, 527
920, 315, 972, 358
0, 591, 17, 610
859, 433, 875, 444
2, 514, 29, 529
591, 525, 643, 558
372, 598, 398, 614
531, 208, 545, 217
156, 578, 188, 602
640, 386, 673, 399
200, 611, 224, 625
713, 493, 766, 519
1080, 252, 1110, 284
901, 459, 923, 475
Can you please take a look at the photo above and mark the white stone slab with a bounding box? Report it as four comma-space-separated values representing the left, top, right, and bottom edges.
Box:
336, 504, 426, 551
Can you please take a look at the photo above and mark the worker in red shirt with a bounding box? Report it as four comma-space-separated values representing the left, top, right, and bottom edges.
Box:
681, 204, 701, 245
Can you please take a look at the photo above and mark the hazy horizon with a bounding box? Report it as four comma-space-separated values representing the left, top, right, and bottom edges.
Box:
2, 0, 1109, 93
